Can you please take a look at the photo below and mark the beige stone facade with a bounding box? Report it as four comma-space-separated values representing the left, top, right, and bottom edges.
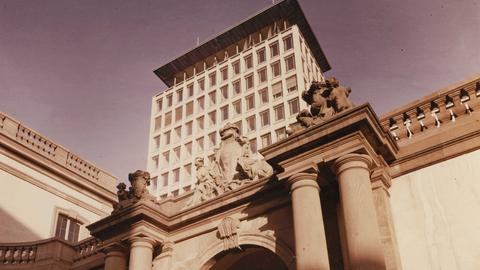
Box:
0, 112, 117, 268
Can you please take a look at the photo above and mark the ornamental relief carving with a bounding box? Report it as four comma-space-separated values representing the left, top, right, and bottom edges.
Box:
217, 217, 241, 251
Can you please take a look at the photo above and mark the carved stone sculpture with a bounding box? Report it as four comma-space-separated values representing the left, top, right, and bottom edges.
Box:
116, 182, 129, 201
186, 123, 273, 207
186, 157, 222, 206
217, 217, 241, 251
217, 123, 245, 181
327, 77, 354, 112
113, 170, 156, 212
287, 77, 354, 135
128, 170, 154, 200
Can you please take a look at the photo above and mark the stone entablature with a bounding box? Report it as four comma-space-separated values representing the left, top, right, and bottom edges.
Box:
0, 112, 117, 195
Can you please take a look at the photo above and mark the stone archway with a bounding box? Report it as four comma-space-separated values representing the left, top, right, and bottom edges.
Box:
204, 245, 288, 270
198, 233, 295, 270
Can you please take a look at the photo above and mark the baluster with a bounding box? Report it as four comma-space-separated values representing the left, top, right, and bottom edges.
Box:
82, 244, 88, 258
0, 248, 5, 263
13, 247, 21, 264
74, 245, 82, 261
21, 247, 29, 263
28, 247, 36, 263
5, 248, 13, 264
77, 244, 84, 259
85, 243, 93, 257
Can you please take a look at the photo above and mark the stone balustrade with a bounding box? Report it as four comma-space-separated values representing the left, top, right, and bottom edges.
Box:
73, 237, 101, 262
380, 79, 480, 142
0, 237, 104, 268
66, 152, 101, 182
16, 124, 58, 158
0, 244, 37, 264
0, 112, 116, 191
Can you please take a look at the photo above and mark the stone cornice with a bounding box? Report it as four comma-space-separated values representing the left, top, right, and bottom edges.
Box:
261, 104, 398, 167
88, 176, 289, 240
0, 112, 117, 204
89, 105, 399, 245
261, 104, 397, 183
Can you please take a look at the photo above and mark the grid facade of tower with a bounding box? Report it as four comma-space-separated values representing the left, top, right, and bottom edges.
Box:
147, 25, 324, 198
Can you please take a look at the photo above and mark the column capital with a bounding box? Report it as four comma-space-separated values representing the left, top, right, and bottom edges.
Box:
129, 236, 157, 251
371, 168, 392, 192
287, 172, 320, 192
334, 153, 372, 175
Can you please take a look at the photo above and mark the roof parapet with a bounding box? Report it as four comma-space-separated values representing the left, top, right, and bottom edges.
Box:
380, 74, 480, 142
0, 112, 117, 194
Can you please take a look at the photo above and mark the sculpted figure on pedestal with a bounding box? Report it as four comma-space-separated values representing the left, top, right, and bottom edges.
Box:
187, 123, 273, 207
113, 170, 156, 212
287, 77, 354, 135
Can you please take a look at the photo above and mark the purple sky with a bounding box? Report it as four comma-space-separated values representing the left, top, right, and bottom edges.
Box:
1, 0, 479, 182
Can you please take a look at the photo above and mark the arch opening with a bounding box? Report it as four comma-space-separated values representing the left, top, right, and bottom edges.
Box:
204, 245, 288, 270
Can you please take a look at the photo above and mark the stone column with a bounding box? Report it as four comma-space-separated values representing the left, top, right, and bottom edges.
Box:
287, 172, 330, 270
104, 247, 127, 270
334, 153, 386, 270
129, 237, 155, 270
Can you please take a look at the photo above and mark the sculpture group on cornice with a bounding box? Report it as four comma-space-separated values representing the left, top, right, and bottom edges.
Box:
287, 77, 355, 135
187, 123, 273, 206
112, 77, 353, 210
113, 123, 274, 210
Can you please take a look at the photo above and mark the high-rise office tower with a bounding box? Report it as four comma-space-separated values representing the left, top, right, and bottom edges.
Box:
147, 0, 330, 198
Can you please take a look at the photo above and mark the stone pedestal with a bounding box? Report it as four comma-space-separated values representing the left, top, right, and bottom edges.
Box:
129, 237, 155, 270
104, 248, 127, 270
288, 173, 330, 270
334, 154, 386, 270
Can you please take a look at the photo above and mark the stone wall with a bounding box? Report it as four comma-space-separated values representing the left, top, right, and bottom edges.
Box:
0, 153, 111, 242
390, 149, 480, 270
